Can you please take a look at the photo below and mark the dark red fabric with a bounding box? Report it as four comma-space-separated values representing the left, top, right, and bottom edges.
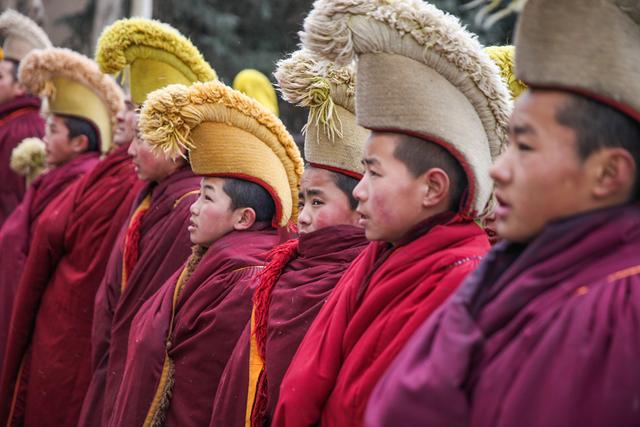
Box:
78, 167, 199, 427
211, 225, 368, 427
0, 151, 99, 372
0, 144, 143, 427
273, 215, 490, 427
366, 205, 640, 427
0, 96, 45, 227
108, 225, 279, 427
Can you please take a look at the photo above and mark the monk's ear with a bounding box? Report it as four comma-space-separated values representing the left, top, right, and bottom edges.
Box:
233, 207, 256, 231
421, 168, 450, 208
70, 134, 90, 153
591, 147, 636, 201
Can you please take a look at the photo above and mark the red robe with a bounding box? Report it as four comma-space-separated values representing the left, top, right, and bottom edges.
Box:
366, 205, 640, 427
273, 213, 490, 427
108, 225, 279, 427
0, 96, 45, 227
211, 225, 368, 426
78, 166, 199, 427
0, 144, 143, 427
0, 151, 99, 372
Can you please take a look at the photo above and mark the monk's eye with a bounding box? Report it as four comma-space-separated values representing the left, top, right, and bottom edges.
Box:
312, 199, 324, 206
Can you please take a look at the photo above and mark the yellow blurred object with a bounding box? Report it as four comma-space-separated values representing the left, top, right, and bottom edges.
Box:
233, 69, 279, 116
484, 45, 527, 99
10, 137, 46, 186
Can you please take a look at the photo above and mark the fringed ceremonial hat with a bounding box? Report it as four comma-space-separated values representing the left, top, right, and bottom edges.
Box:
514, 0, 640, 121
300, 0, 512, 217
484, 46, 526, 100
95, 17, 216, 105
275, 49, 368, 179
10, 137, 46, 185
139, 81, 304, 227
233, 69, 280, 116
0, 10, 51, 61
19, 48, 124, 153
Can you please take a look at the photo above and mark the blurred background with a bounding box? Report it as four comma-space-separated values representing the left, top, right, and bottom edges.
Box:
0, 0, 515, 141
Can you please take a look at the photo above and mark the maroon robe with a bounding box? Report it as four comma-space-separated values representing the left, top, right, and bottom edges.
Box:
273, 213, 490, 427
0, 151, 99, 371
366, 205, 640, 427
0, 95, 45, 227
211, 225, 368, 426
78, 166, 199, 427
108, 225, 279, 427
0, 144, 143, 427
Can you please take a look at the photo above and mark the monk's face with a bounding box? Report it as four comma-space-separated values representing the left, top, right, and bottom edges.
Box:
0, 60, 24, 105
353, 133, 430, 244
491, 91, 602, 242
189, 177, 238, 246
113, 99, 137, 146
297, 167, 360, 235
43, 115, 82, 168
128, 128, 183, 182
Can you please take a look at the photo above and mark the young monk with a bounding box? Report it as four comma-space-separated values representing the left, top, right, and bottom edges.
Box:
78, 18, 217, 427
107, 80, 303, 426
211, 49, 369, 426
0, 47, 138, 427
366, 1, 640, 427
272, 1, 512, 426
0, 47, 115, 368
0, 10, 50, 226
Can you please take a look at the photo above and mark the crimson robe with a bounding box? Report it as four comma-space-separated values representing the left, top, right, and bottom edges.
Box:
0, 144, 143, 427
0, 95, 45, 227
273, 213, 490, 427
366, 205, 640, 427
211, 225, 368, 426
78, 166, 199, 427
0, 151, 99, 371
108, 225, 279, 427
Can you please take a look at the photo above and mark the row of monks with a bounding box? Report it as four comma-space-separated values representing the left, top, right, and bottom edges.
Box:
0, 0, 639, 426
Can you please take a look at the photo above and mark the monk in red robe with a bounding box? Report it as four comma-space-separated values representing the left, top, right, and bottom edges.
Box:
273, 1, 512, 425
77, 19, 217, 426
0, 111, 106, 371
79, 135, 199, 427
210, 49, 369, 427
0, 48, 140, 427
0, 65, 44, 226
107, 81, 303, 426
366, 1, 640, 426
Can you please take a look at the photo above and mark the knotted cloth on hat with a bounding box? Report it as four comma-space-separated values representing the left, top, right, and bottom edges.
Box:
275, 49, 368, 178
96, 17, 217, 105
514, 0, 640, 121
484, 45, 527, 100
300, 0, 512, 217
0, 9, 52, 61
233, 69, 280, 116
139, 81, 304, 227
19, 48, 124, 154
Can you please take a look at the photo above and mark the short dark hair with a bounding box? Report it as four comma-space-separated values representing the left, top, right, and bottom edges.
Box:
392, 134, 467, 211
62, 116, 99, 152
328, 169, 359, 210
222, 177, 276, 222
555, 93, 640, 199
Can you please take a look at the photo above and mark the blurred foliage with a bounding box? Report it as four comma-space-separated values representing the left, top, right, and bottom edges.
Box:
59, 0, 516, 143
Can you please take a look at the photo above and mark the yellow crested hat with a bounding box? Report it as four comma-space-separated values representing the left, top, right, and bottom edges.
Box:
484, 46, 527, 100
300, 0, 512, 217
95, 17, 216, 105
19, 48, 124, 153
275, 49, 368, 178
0, 10, 51, 61
233, 69, 279, 116
139, 81, 304, 227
